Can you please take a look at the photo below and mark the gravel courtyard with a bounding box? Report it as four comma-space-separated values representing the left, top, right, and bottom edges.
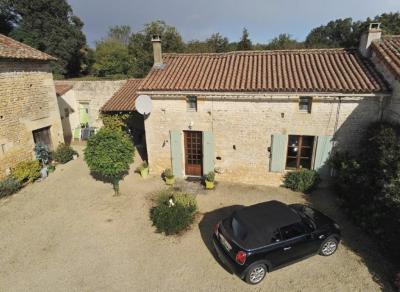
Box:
0, 150, 395, 291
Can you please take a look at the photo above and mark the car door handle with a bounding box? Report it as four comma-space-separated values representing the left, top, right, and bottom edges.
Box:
283, 247, 291, 251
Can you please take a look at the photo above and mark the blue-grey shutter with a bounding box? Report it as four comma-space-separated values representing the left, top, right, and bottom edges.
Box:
270, 134, 286, 172
170, 130, 183, 178
313, 136, 333, 177
203, 131, 215, 175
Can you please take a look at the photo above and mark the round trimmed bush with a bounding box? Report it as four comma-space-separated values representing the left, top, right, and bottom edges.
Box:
84, 128, 134, 195
283, 169, 320, 193
54, 143, 77, 164
150, 191, 197, 235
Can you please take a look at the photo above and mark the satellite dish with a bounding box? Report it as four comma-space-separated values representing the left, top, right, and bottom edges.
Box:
135, 95, 152, 115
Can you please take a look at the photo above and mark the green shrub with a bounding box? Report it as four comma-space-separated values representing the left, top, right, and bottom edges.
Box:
54, 144, 77, 164
150, 190, 197, 235
205, 171, 215, 182
11, 160, 41, 183
34, 143, 51, 165
100, 113, 130, 131
163, 168, 174, 179
84, 128, 134, 195
283, 169, 320, 193
0, 177, 21, 198
331, 122, 400, 262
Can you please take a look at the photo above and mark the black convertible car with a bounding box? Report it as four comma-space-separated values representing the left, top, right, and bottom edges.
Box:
212, 200, 341, 284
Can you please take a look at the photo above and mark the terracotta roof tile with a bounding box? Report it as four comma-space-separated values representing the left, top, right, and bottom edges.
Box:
371, 35, 400, 80
101, 79, 143, 112
0, 34, 56, 61
140, 49, 389, 94
55, 84, 73, 96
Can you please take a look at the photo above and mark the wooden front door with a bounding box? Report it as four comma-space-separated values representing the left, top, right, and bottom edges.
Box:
184, 131, 203, 176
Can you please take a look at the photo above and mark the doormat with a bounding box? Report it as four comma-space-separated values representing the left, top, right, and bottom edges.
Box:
185, 176, 202, 182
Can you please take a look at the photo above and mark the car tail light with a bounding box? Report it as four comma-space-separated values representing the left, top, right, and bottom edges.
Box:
235, 251, 247, 265
214, 223, 220, 236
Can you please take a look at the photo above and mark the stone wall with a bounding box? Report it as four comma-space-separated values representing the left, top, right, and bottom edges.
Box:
145, 93, 385, 185
0, 60, 64, 178
55, 80, 125, 142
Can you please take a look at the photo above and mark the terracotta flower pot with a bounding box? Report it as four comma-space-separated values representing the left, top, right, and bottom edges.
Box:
140, 167, 149, 178
165, 177, 175, 185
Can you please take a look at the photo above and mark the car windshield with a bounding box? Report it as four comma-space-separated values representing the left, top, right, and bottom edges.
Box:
231, 217, 248, 241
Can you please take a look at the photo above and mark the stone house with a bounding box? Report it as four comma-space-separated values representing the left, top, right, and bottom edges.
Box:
135, 27, 393, 186
0, 34, 64, 178
55, 80, 125, 143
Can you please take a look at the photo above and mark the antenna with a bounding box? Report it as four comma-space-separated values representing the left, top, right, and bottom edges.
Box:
135, 95, 152, 115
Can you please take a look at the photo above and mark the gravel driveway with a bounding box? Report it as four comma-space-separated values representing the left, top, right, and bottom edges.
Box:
0, 149, 395, 291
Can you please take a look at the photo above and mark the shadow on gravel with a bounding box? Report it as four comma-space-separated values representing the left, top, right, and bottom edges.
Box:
198, 205, 245, 274
305, 183, 396, 292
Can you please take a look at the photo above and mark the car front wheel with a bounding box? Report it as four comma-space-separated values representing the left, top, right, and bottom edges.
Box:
319, 237, 338, 256
245, 263, 267, 285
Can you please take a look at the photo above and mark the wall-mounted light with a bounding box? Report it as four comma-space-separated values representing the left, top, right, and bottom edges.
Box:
188, 121, 194, 129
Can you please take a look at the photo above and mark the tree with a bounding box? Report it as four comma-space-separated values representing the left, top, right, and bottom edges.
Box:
128, 20, 185, 78
106, 25, 132, 46
0, 0, 16, 35
305, 13, 400, 49
206, 33, 230, 53
93, 40, 133, 77
237, 28, 252, 51
305, 18, 364, 48
266, 34, 303, 50
2, 0, 87, 77
374, 12, 400, 35
84, 128, 134, 195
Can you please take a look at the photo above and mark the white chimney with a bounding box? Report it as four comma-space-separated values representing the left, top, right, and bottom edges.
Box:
359, 23, 382, 57
151, 35, 164, 68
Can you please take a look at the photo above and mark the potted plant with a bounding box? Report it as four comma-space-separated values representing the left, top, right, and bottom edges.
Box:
204, 171, 215, 189
164, 168, 175, 185
136, 162, 149, 178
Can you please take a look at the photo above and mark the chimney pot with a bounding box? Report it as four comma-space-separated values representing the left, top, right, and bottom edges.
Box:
151, 35, 163, 68
359, 22, 382, 57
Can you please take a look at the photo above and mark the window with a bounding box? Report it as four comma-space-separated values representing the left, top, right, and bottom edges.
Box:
280, 223, 306, 240
186, 96, 197, 111
232, 217, 247, 241
299, 96, 312, 113
286, 135, 315, 170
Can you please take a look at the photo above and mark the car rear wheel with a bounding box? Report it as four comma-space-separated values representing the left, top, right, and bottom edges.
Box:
245, 263, 267, 285
319, 237, 338, 256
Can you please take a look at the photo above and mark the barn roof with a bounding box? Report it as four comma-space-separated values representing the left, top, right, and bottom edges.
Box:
101, 79, 143, 112
0, 34, 56, 61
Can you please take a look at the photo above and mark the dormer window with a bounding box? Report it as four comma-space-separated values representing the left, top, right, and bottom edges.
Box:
299, 97, 312, 113
186, 96, 197, 112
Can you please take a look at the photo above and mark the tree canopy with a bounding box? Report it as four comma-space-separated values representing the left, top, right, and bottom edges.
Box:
1, 0, 89, 77
305, 12, 400, 48
84, 128, 134, 195
237, 28, 252, 50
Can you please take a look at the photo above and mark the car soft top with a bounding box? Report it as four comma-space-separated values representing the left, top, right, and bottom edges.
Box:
231, 201, 301, 249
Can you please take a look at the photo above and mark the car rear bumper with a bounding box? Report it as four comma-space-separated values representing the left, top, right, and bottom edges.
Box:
212, 234, 247, 279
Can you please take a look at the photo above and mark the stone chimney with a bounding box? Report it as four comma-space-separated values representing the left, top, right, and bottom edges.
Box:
151, 35, 163, 68
359, 23, 382, 57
